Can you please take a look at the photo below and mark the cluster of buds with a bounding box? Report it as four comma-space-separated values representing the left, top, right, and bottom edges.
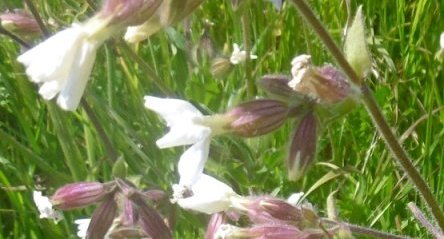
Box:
50, 180, 171, 239
204, 193, 340, 239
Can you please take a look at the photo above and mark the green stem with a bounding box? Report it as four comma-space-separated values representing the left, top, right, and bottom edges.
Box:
24, 0, 50, 37
240, 2, 256, 98
0, 26, 31, 48
81, 99, 118, 162
290, 0, 444, 231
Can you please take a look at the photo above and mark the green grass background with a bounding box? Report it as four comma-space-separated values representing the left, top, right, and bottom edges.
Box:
0, 0, 443, 238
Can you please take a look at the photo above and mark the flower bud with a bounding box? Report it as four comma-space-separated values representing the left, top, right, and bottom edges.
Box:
287, 112, 317, 181
237, 224, 324, 239
0, 9, 40, 37
100, 0, 162, 26
211, 57, 233, 78
51, 182, 114, 210
87, 195, 118, 239
205, 213, 227, 239
225, 99, 289, 137
132, 195, 172, 239
258, 75, 297, 101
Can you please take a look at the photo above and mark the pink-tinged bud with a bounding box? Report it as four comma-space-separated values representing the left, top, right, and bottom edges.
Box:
287, 112, 317, 181
132, 196, 172, 239
0, 9, 40, 36
108, 227, 145, 238
51, 182, 113, 210
259, 75, 298, 101
211, 57, 233, 79
225, 99, 289, 137
242, 224, 324, 239
87, 195, 118, 239
205, 213, 227, 239
143, 189, 166, 201
100, 0, 162, 26
121, 197, 138, 226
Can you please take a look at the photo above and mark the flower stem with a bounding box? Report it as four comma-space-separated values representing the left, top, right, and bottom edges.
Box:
240, 1, 256, 98
408, 202, 444, 238
24, 0, 50, 37
321, 218, 412, 239
0, 26, 31, 48
290, 0, 444, 231
81, 99, 118, 163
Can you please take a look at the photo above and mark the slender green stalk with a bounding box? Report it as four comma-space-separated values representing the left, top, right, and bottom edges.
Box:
81, 99, 118, 162
240, 1, 256, 98
0, 26, 31, 48
290, 0, 444, 231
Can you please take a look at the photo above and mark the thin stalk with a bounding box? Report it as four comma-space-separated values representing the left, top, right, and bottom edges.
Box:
408, 202, 444, 238
322, 219, 412, 239
24, 0, 50, 37
81, 99, 118, 163
116, 41, 175, 96
290, 0, 444, 231
240, 2, 256, 98
0, 26, 31, 48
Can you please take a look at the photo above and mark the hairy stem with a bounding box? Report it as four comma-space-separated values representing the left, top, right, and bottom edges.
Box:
290, 0, 444, 231
322, 219, 412, 239
408, 202, 444, 238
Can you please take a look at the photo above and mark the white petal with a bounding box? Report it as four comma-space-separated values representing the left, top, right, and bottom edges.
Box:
57, 41, 99, 110
18, 25, 86, 84
144, 96, 203, 126
39, 81, 63, 100
287, 192, 304, 206
178, 138, 211, 186
74, 218, 91, 239
156, 124, 211, 148
440, 32, 444, 49
32, 191, 63, 223
176, 174, 236, 214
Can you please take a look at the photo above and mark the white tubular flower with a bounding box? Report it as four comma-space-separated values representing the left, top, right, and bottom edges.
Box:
229, 43, 257, 65
172, 174, 238, 214
288, 54, 313, 89
440, 32, 444, 49
74, 218, 91, 239
286, 192, 304, 206
33, 191, 63, 223
178, 137, 211, 186
144, 96, 212, 148
17, 21, 107, 111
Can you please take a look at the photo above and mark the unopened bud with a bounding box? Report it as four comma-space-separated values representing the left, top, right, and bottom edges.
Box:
205, 213, 227, 239
287, 112, 317, 181
51, 182, 114, 210
241, 196, 303, 226
143, 189, 166, 201
132, 196, 172, 239
225, 99, 289, 137
241, 224, 324, 239
258, 75, 298, 101
0, 9, 40, 37
87, 195, 118, 239
100, 0, 162, 26
211, 57, 233, 78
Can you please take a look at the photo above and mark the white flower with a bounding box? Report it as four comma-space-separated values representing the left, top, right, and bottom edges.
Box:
33, 191, 63, 223
172, 174, 238, 214
229, 43, 257, 65
144, 96, 212, 148
17, 23, 102, 111
74, 218, 91, 239
288, 54, 313, 89
440, 32, 444, 49
286, 192, 304, 206
177, 137, 211, 186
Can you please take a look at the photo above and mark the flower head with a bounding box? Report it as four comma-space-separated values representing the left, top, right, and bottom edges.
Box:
172, 174, 239, 214
33, 191, 63, 223
144, 96, 212, 148
230, 43, 257, 65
